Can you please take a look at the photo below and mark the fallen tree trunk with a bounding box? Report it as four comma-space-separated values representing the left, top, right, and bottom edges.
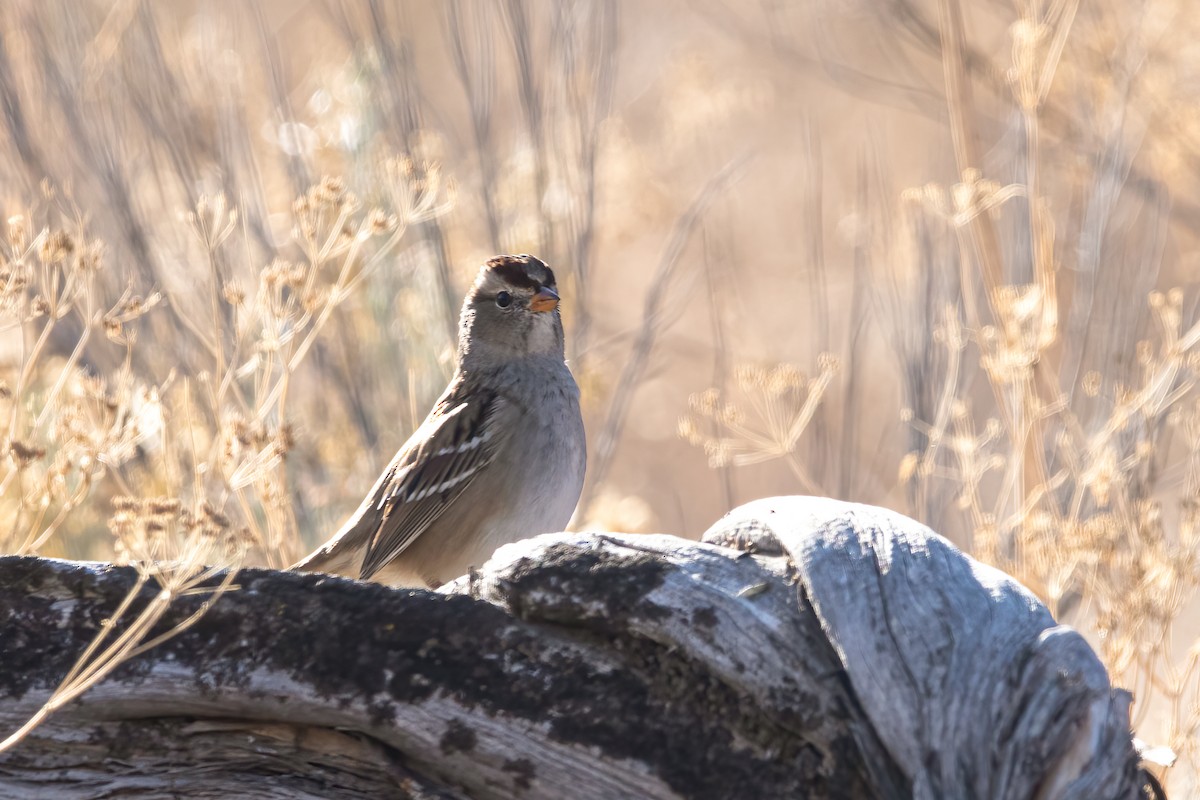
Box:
0, 497, 1160, 799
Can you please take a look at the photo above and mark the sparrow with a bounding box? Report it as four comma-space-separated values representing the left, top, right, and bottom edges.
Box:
292, 254, 586, 588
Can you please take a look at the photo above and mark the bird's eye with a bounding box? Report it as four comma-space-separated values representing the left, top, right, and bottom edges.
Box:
495, 291, 512, 308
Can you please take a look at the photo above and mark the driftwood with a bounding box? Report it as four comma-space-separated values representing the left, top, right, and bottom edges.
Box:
0, 496, 1159, 799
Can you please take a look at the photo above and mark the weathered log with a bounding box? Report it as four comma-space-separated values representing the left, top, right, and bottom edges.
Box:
0, 497, 1159, 799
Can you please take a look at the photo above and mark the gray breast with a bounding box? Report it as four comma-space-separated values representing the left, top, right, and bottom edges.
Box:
497, 366, 586, 521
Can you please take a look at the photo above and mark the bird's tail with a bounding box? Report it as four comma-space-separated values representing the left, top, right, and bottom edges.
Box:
288, 544, 351, 574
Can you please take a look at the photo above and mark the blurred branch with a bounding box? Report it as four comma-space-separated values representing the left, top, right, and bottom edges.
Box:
691, 0, 946, 119
445, 0, 501, 251
798, 122, 832, 483
253, 3, 310, 197
557, 0, 618, 364
327, 0, 460, 345
700, 220, 735, 511
581, 154, 750, 513
838, 149, 876, 500
502, 0, 552, 257
0, 27, 45, 187
935, 0, 1003, 316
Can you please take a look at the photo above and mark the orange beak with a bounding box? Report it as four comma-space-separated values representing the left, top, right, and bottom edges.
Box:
529, 286, 560, 313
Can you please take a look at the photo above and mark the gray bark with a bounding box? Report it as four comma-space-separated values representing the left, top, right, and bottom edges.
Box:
0, 496, 1160, 799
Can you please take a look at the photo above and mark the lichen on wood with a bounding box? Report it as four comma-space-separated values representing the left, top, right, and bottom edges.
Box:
0, 497, 1161, 799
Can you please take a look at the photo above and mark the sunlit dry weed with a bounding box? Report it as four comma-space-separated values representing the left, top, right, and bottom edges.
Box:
678, 0, 1200, 790
679, 357, 839, 495
0, 163, 449, 747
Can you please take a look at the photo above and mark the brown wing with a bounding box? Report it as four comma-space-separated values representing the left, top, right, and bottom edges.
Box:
358, 389, 502, 580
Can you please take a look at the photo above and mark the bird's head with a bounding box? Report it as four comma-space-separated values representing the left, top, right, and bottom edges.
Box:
457, 254, 565, 368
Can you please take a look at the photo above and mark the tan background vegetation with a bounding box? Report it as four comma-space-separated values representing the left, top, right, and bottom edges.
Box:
1, 0, 1198, 792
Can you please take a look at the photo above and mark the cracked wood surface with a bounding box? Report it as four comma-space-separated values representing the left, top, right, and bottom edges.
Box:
0, 496, 1152, 799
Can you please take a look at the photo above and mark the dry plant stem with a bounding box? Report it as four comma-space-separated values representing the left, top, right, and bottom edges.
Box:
446, 0, 500, 252
825, 0, 1192, 242
264, 246, 358, 420
232, 488, 269, 559
167, 292, 220, 357
782, 452, 822, 496
207, 247, 226, 388
936, 0, 1003, 311
504, 0, 552, 255
787, 368, 835, 464
188, 378, 269, 560
701, 224, 735, 509
0, 564, 240, 756
183, 387, 204, 506
29, 313, 94, 433
2, 321, 87, 510
17, 474, 93, 555
3, 247, 99, 553
0, 571, 148, 755
838, 151, 877, 498
933, 2, 1058, 534
584, 156, 749, 507
556, 0, 617, 363
256, 219, 410, 424
4, 382, 247, 752
1014, 0, 1069, 528
7, 301, 56, 438
915, 306, 963, 516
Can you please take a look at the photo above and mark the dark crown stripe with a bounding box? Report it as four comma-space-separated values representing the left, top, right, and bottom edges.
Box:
486, 254, 554, 290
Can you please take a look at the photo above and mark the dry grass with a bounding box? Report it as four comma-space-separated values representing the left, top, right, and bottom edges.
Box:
674, 0, 1200, 790
0, 0, 1197, 791
0, 169, 448, 751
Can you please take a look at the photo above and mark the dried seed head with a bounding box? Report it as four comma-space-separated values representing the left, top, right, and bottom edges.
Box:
74, 239, 104, 272
718, 403, 744, 425
1083, 447, 1120, 507
367, 209, 396, 235
677, 416, 701, 444
222, 282, 245, 306
9, 438, 46, 467
689, 388, 721, 415
735, 364, 768, 392
312, 176, 347, 208
1136, 340, 1153, 366
817, 352, 841, 373
276, 423, 295, 454
260, 259, 306, 291
704, 440, 732, 468
7, 215, 27, 249
39, 230, 74, 264
302, 288, 327, 314
112, 496, 141, 512
202, 501, 231, 532
765, 364, 804, 396
147, 498, 182, 516
0, 264, 29, 295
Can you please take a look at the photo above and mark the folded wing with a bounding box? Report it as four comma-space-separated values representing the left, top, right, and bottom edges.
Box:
358, 389, 503, 580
